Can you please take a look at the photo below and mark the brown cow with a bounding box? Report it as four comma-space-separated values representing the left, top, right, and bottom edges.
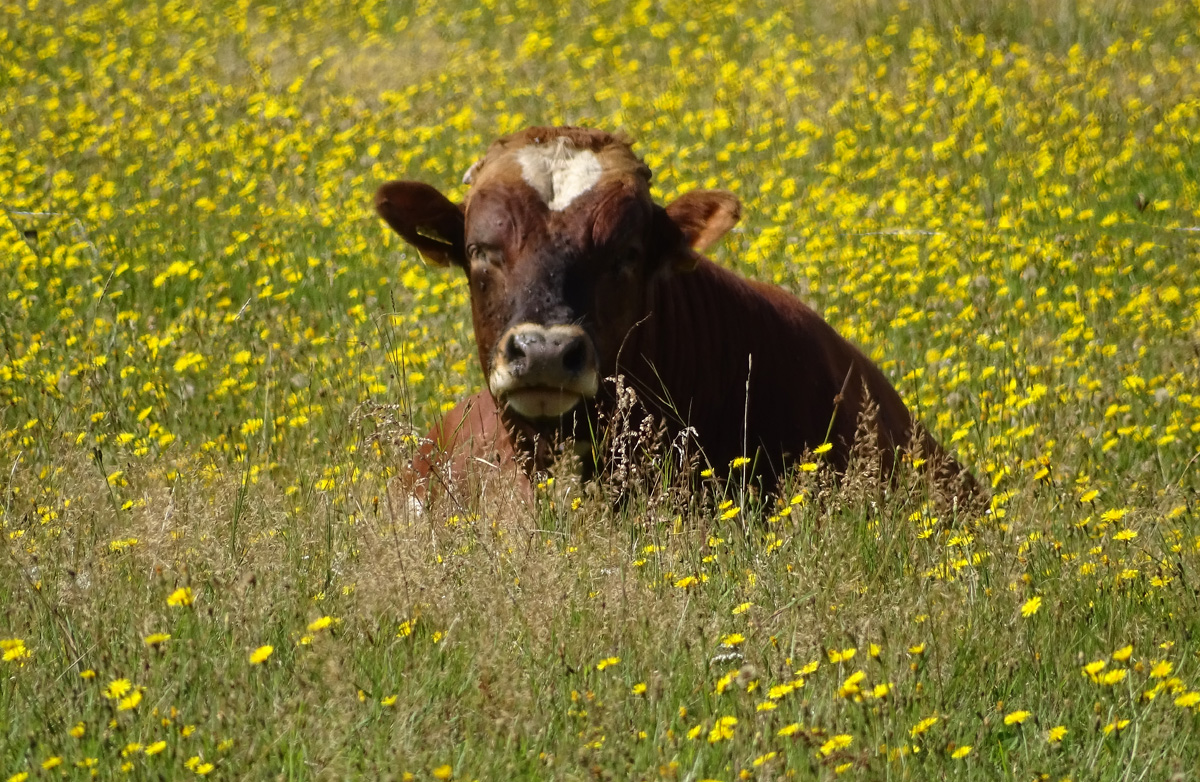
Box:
376, 126, 980, 503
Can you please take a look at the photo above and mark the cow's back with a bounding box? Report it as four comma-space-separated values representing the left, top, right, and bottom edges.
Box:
623, 258, 974, 494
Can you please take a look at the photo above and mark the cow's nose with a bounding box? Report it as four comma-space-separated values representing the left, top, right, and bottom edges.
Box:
504, 329, 588, 374
489, 324, 600, 420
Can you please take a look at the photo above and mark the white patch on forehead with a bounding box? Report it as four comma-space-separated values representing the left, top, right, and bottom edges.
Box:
515, 139, 603, 211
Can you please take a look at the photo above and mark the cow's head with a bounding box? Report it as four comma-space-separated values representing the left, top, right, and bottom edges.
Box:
376, 127, 739, 426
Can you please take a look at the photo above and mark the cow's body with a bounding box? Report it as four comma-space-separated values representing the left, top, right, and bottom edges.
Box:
413, 255, 971, 495
379, 126, 980, 503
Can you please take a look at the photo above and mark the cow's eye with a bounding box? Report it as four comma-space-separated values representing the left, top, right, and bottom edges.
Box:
467, 244, 502, 268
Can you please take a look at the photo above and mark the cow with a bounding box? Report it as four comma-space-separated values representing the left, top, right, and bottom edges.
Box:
376, 126, 981, 505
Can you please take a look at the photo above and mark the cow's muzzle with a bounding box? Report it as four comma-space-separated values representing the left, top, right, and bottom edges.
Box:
488, 323, 599, 420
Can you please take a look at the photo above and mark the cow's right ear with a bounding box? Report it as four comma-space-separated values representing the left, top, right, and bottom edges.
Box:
375, 181, 466, 267
660, 190, 741, 272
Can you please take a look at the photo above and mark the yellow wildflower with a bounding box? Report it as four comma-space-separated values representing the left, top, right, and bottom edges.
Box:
104, 678, 132, 699
707, 715, 738, 743
1004, 710, 1031, 725
819, 734, 853, 756
249, 645, 274, 665
1174, 692, 1200, 708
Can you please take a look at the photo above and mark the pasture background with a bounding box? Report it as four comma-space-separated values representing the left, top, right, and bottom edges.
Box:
2, 0, 1199, 778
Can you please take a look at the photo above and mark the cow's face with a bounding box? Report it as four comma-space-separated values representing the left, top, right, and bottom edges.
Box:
376, 127, 739, 426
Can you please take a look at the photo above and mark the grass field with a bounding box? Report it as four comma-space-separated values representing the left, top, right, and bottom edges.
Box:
3, 0, 1200, 778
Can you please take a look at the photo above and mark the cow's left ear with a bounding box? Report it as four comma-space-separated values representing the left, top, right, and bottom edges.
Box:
375, 181, 467, 267
660, 190, 740, 271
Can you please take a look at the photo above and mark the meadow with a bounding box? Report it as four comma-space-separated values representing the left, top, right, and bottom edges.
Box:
2, 0, 1199, 778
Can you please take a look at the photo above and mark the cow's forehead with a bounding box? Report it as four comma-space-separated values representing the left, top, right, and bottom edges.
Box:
463, 127, 650, 214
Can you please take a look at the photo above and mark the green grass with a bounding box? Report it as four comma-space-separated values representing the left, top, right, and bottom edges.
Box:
2, 0, 1199, 778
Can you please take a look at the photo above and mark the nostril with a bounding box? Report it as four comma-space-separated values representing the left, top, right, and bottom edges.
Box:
504, 333, 526, 364
561, 338, 587, 374
505, 330, 546, 366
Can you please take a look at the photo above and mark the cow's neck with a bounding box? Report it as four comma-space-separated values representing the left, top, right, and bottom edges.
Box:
621, 260, 740, 403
